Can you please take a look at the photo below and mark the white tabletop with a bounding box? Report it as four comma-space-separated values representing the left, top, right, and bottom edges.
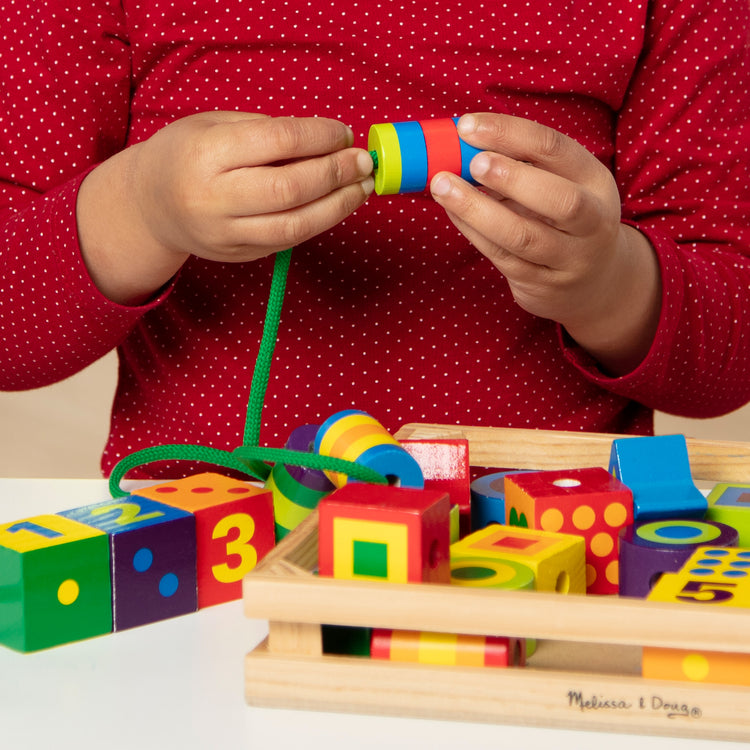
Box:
0, 479, 739, 750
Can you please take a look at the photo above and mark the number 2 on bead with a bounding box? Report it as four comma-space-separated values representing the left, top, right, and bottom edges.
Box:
211, 513, 257, 583
91, 501, 164, 527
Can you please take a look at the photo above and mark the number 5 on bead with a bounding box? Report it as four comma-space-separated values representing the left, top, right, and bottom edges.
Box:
676, 580, 737, 603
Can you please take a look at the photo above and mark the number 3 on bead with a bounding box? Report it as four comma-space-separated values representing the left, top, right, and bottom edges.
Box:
211, 513, 258, 584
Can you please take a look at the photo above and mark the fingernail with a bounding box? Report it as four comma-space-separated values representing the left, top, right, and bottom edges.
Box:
457, 114, 477, 136
430, 174, 452, 197
356, 149, 375, 175
360, 176, 375, 195
470, 152, 490, 177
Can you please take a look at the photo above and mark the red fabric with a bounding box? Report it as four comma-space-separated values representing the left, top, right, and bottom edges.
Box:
1, 0, 749, 478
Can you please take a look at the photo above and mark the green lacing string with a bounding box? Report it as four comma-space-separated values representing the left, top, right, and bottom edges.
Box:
108, 248, 388, 498
242, 247, 293, 449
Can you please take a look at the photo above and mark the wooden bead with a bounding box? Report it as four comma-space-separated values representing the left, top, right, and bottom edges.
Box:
643, 646, 750, 686
59, 496, 197, 630
470, 472, 509, 531
314, 409, 423, 489
371, 628, 525, 668
450, 555, 535, 591
322, 624, 372, 656
609, 434, 707, 520
451, 523, 586, 594
134, 472, 274, 608
318, 483, 451, 584
391, 120, 428, 193
0, 514, 112, 651
647, 546, 750, 608
420, 117, 463, 183
706, 483, 750, 545
619, 518, 738, 598
368, 117, 482, 195
367, 122, 403, 195
400, 438, 471, 535
265, 424, 334, 541
504, 467, 633, 594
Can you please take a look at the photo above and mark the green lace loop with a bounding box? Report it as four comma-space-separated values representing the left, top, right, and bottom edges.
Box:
232, 446, 388, 485
108, 249, 388, 498
108, 445, 268, 498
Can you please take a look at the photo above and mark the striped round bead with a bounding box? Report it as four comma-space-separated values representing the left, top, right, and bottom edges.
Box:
370, 629, 525, 668
265, 424, 335, 540
367, 117, 482, 195
314, 410, 424, 489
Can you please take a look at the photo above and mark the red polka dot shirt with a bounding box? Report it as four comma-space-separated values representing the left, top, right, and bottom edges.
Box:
1, 0, 749, 478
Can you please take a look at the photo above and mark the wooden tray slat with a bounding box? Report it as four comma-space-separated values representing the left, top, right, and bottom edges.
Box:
246, 641, 750, 743
395, 423, 750, 483
245, 570, 750, 653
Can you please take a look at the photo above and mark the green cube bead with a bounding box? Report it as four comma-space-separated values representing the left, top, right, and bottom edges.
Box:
0, 515, 112, 652
706, 483, 750, 546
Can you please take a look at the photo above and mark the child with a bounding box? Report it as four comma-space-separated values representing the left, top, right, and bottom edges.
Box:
1, 0, 749, 477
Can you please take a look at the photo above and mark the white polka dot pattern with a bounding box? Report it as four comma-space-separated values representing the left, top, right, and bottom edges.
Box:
1, 0, 749, 478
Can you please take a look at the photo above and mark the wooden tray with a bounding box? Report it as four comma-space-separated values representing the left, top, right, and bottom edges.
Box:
243, 424, 750, 742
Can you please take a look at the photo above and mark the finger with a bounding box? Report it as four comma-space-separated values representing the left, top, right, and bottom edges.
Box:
213, 116, 356, 170
443, 205, 538, 277
220, 148, 374, 215
441, 202, 573, 322
431, 172, 564, 268
457, 113, 603, 184
469, 151, 603, 236
222, 178, 375, 252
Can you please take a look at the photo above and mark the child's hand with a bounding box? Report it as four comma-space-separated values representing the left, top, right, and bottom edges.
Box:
429, 112, 661, 375
77, 112, 374, 303
131, 112, 374, 261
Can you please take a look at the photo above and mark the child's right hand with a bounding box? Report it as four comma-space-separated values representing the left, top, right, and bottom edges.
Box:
77, 112, 375, 304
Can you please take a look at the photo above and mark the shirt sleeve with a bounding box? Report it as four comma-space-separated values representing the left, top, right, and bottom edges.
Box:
560, 0, 750, 419
0, 0, 171, 390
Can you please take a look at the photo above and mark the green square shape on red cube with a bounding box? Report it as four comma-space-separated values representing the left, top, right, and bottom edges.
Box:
353, 539, 389, 578
318, 483, 451, 584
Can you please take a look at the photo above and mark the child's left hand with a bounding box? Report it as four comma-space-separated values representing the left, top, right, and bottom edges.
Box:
429, 112, 662, 375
